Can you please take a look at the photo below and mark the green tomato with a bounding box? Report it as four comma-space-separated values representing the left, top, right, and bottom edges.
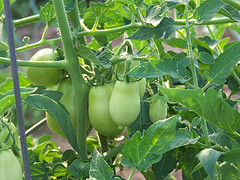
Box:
149, 97, 168, 123
26, 48, 62, 87
89, 84, 124, 137
109, 81, 140, 129
138, 78, 146, 99
46, 78, 90, 138
0, 149, 22, 180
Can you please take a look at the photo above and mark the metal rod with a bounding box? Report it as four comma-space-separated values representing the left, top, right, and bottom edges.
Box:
3, 0, 32, 179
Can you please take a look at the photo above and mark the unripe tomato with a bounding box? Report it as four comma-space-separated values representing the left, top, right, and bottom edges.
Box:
0, 149, 22, 180
26, 48, 62, 87
109, 81, 140, 128
88, 84, 124, 137
149, 97, 168, 123
46, 78, 90, 138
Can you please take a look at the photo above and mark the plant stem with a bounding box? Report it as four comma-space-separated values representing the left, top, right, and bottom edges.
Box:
14, 14, 40, 27
185, 3, 198, 89
67, 0, 87, 45
201, 118, 211, 148
175, 17, 237, 25
104, 143, 125, 161
41, 24, 48, 41
0, 56, 67, 68
231, 69, 240, 85
97, 133, 109, 153
25, 118, 46, 136
221, 0, 240, 10
53, 0, 88, 160
128, 168, 136, 180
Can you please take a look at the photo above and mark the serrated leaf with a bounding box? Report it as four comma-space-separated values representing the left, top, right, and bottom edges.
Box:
209, 42, 240, 85
162, 38, 188, 49
127, 58, 186, 83
90, 1, 108, 17
0, 87, 36, 115
193, 0, 226, 23
77, 44, 104, 67
219, 148, 240, 164
23, 94, 81, 154
121, 115, 180, 171
159, 87, 240, 134
128, 17, 181, 40
198, 52, 214, 64
69, 159, 90, 179
39, 2, 56, 24
197, 148, 223, 180
89, 149, 113, 180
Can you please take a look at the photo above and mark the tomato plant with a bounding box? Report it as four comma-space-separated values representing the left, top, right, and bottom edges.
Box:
0, 0, 240, 179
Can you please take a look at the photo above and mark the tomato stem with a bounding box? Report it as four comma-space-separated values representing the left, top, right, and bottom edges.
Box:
104, 143, 125, 161
128, 167, 136, 180
97, 133, 109, 153
201, 118, 211, 148
52, 0, 88, 160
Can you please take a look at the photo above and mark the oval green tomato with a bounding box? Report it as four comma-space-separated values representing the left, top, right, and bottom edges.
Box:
149, 98, 168, 123
0, 149, 22, 180
138, 78, 146, 99
109, 81, 140, 128
46, 78, 90, 138
26, 48, 62, 87
89, 84, 124, 137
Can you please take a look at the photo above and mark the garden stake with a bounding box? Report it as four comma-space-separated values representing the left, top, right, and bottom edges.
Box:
3, 0, 31, 179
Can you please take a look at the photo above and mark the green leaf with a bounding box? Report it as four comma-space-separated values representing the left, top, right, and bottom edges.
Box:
159, 87, 240, 134
89, 149, 114, 180
30, 163, 49, 180
23, 94, 81, 154
209, 42, 240, 85
90, 0, 114, 17
69, 159, 90, 179
77, 44, 104, 67
198, 52, 214, 64
121, 115, 180, 171
128, 17, 181, 40
0, 87, 36, 115
197, 148, 223, 180
51, 164, 67, 178
39, 2, 56, 24
127, 58, 186, 83
146, 5, 164, 27
219, 162, 240, 179
64, 0, 76, 12
162, 38, 188, 49
193, 0, 226, 23
219, 148, 240, 164
152, 150, 178, 179
219, 5, 240, 21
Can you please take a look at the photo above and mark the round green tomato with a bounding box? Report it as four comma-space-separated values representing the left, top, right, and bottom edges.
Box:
149, 98, 168, 123
89, 84, 124, 137
109, 81, 140, 129
138, 78, 146, 99
46, 78, 90, 138
0, 149, 22, 180
26, 48, 62, 87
